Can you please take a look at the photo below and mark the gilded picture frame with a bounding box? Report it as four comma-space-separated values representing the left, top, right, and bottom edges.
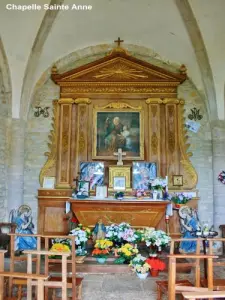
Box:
92, 103, 144, 160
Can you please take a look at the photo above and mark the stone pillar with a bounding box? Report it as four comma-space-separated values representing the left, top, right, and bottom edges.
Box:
211, 120, 225, 230
7, 119, 26, 215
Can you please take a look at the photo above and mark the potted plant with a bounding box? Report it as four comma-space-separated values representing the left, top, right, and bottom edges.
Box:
114, 243, 139, 264
149, 177, 167, 199
114, 191, 124, 200
92, 239, 113, 263
146, 257, 166, 277
69, 224, 91, 255
130, 254, 150, 280
134, 189, 147, 199
143, 229, 170, 256
170, 193, 192, 209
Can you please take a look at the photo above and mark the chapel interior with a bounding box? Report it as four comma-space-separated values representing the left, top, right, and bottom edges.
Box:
1, 0, 225, 299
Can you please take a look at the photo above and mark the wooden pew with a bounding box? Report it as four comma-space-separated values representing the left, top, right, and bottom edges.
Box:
182, 291, 225, 299
24, 250, 71, 300
168, 254, 218, 300
42, 235, 83, 300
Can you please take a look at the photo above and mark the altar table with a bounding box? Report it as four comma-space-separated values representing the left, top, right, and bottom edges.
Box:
70, 198, 169, 228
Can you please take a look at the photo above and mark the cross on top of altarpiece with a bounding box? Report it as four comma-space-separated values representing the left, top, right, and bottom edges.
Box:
114, 37, 124, 47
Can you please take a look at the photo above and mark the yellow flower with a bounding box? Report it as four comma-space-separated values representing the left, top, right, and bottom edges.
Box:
50, 243, 70, 253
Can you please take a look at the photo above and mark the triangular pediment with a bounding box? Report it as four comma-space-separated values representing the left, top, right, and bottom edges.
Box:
52, 51, 186, 84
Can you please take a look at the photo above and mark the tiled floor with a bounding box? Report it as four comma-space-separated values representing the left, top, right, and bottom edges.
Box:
4, 259, 225, 299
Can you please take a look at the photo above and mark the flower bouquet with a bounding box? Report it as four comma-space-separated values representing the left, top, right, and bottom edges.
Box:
106, 222, 138, 246
146, 257, 166, 277
170, 193, 192, 208
92, 239, 113, 264
134, 189, 147, 199
129, 254, 150, 279
144, 229, 170, 256
114, 191, 124, 200
69, 224, 91, 255
49, 239, 71, 258
114, 243, 139, 264
149, 177, 167, 199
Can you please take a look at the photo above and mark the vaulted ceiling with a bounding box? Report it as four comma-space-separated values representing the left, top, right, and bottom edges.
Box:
0, 0, 224, 120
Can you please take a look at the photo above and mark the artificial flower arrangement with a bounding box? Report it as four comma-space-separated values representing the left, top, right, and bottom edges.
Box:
114, 243, 139, 264
129, 254, 150, 274
169, 193, 192, 208
145, 257, 166, 272
144, 229, 170, 255
149, 177, 167, 191
92, 239, 113, 258
50, 242, 71, 253
114, 191, 124, 199
105, 222, 138, 244
218, 171, 225, 184
134, 189, 147, 198
69, 224, 91, 246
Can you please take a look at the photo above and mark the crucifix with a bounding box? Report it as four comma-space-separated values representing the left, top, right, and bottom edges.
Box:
113, 148, 126, 165
114, 37, 124, 47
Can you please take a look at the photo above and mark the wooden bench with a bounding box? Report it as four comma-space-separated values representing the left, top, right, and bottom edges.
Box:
182, 291, 225, 299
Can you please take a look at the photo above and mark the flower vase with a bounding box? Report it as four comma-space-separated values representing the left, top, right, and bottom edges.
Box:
150, 269, 159, 277
96, 257, 107, 264
136, 272, 149, 280
157, 190, 163, 199
153, 191, 158, 200
76, 242, 87, 256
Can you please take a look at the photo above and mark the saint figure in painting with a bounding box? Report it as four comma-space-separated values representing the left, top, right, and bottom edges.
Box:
104, 117, 126, 152
179, 206, 200, 253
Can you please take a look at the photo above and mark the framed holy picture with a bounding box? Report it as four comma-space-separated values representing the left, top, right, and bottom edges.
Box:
92, 106, 144, 160
77, 180, 90, 197
42, 176, 55, 189
132, 162, 157, 190
96, 185, 108, 198
113, 176, 126, 191
79, 162, 104, 191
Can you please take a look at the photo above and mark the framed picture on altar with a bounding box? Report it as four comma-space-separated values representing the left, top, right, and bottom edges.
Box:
79, 162, 104, 191
42, 176, 55, 189
77, 180, 90, 197
132, 162, 157, 190
113, 176, 126, 191
92, 106, 144, 160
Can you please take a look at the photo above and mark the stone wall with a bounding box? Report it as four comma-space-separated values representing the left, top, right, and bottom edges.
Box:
0, 92, 10, 221
24, 44, 213, 228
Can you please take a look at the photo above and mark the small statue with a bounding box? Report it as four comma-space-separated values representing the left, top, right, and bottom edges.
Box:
92, 219, 106, 242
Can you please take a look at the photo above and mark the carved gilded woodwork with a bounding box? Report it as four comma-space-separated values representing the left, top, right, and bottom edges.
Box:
39, 100, 58, 185
108, 165, 131, 190
74, 98, 91, 104
57, 103, 73, 188
178, 103, 198, 189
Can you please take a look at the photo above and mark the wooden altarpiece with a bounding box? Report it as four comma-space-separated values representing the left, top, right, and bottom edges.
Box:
38, 45, 198, 236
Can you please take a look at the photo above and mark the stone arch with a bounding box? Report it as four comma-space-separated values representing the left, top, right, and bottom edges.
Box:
175, 0, 218, 121
20, 0, 64, 121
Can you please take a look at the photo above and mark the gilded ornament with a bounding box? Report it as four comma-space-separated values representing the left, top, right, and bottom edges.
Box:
79, 132, 85, 153
93, 63, 148, 80
151, 106, 158, 117
74, 98, 91, 104
151, 132, 158, 155
39, 100, 58, 185
58, 98, 74, 104
95, 102, 142, 110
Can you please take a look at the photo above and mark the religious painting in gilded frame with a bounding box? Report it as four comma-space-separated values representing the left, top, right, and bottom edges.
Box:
79, 162, 104, 191
92, 104, 144, 160
132, 162, 157, 190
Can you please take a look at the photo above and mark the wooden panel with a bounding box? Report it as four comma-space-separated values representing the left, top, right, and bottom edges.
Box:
57, 100, 73, 188
71, 200, 169, 228
44, 207, 65, 233
148, 102, 161, 171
